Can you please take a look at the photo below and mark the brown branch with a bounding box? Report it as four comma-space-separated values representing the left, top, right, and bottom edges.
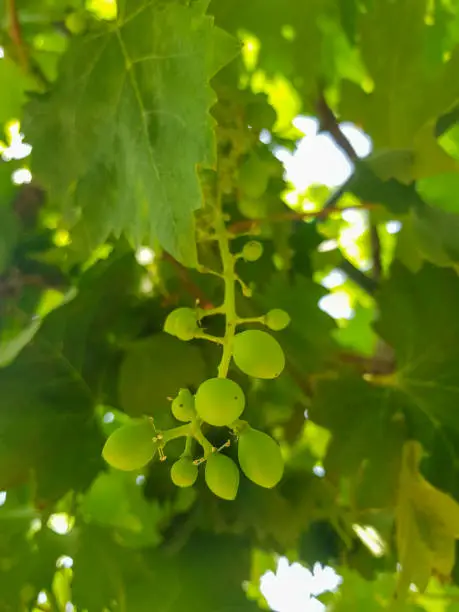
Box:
370, 224, 382, 281
7, 0, 29, 71
316, 92, 358, 162
339, 351, 395, 375
316, 92, 383, 282
162, 252, 215, 310
228, 203, 379, 235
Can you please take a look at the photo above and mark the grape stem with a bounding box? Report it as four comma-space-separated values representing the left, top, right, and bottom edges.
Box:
236, 316, 264, 325
183, 435, 193, 457
190, 418, 214, 455
214, 204, 237, 379
193, 332, 224, 345
157, 418, 213, 457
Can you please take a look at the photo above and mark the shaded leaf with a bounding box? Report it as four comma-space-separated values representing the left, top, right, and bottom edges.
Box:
257, 273, 336, 375
25, 0, 238, 265
396, 441, 459, 594
0, 250, 139, 498
118, 333, 207, 418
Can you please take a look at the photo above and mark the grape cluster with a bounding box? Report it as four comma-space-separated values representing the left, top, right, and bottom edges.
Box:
102, 152, 290, 499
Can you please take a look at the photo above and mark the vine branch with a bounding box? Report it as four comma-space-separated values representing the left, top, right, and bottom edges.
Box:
316, 93, 358, 162
316, 92, 382, 285
227, 202, 379, 235
7, 0, 29, 71
163, 252, 215, 310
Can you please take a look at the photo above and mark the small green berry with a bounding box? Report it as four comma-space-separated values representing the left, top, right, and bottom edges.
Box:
171, 388, 196, 422
65, 11, 87, 35
164, 307, 198, 341
171, 457, 198, 487
265, 309, 291, 331
242, 241, 263, 262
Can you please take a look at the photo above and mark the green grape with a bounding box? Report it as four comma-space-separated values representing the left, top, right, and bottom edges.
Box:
195, 378, 245, 427
170, 457, 198, 487
238, 197, 268, 220
102, 420, 155, 471
171, 388, 195, 422
205, 453, 240, 500
238, 155, 269, 199
65, 11, 87, 34
238, 427, 284, 488
265, 308, 291, 331
164, 307, 198, 341
242, 240, 263, 262
233, 330, 285, 379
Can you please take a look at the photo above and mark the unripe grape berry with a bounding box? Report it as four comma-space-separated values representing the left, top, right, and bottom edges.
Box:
65, 11, 87, 35
265, 308, 290, 331
238, 155, 269, 199
195, 378, 245, 427
171, 457, 198, 487
171, 388, 195, 422
242, 240, 263, 262
102, 419, 155, 471
233, 330, 285, 379
205, 453, 239, 500
164, 307, 198, 341
238, 427, 284, 488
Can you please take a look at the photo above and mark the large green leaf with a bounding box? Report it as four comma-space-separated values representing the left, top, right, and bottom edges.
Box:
340, 0, 459, 178
25, 0, 238, 265
210, 0, 343, 105
396, 441, 459, 594
311, 372, 406, 510
375, 264, 459, 436
0, 57, 36, 126
340, 0, 459, 148
257, 274, 337, 375
312, 264, 459, 510
72, 527, 258, 611
118, 332, 207, 419
0, 250, 140, 498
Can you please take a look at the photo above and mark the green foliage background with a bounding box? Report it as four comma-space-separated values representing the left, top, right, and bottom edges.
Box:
2, 0, 459, 609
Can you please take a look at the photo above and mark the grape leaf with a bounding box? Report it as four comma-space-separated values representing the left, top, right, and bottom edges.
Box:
375, 264, 459, 437
340, 0, 459, 149
417, 172, 459, 214
210, 0, 339, 103
81, 470, 164, 548
313, 264, 459, 509
396, 440, 459, 594
257, 274, 337, 375
345, 161, 424, 215
0, 490, 75, 609
340, 0, 459, 179
72, 526, 258, 611
323, 569, 423, 611
333, 304, 378, 357
311, 373, 406, 510
0, 250, 140, 498
118, 333, 207, 419
25, 0, 238, 265
0, 57, 36, 126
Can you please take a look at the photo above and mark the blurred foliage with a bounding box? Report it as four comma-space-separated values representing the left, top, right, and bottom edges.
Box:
1, 0, 459, 610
